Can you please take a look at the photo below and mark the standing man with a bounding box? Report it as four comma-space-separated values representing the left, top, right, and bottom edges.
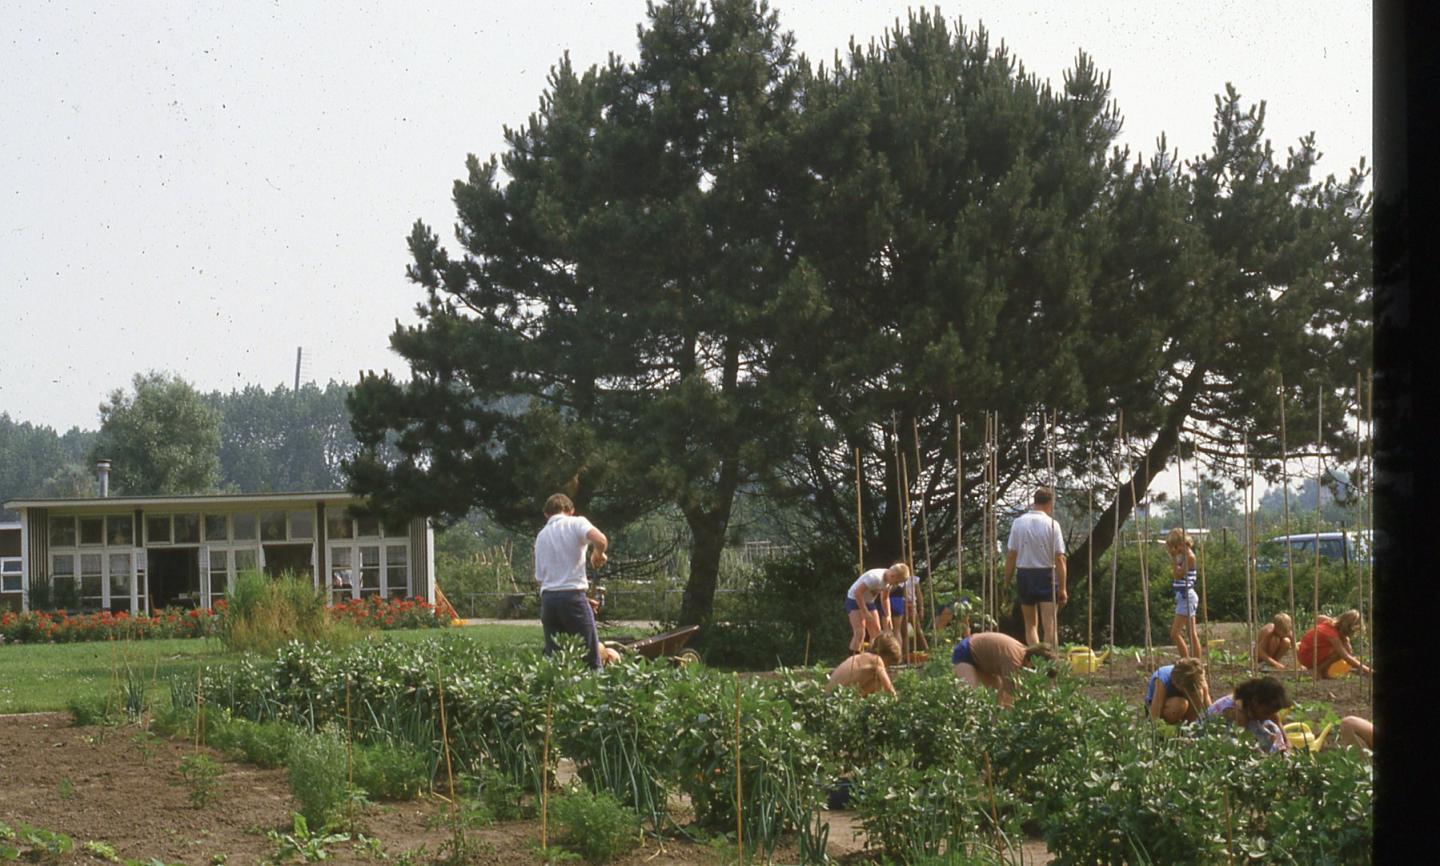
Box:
1005, 487, 1067, 648
534, 493, 608, 669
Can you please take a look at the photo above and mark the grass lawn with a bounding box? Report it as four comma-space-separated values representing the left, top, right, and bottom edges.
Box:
0, 623, 544, 714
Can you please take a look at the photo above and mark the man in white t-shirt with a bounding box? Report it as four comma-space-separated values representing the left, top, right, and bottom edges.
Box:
534, 493, 608, 668
1005, 487, 1067, 648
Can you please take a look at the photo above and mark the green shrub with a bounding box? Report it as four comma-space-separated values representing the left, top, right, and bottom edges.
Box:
549, 787, 642, 864
287, 726, 351, 828
458, 766, 528, 823
217, 569, 356, 654
354, 738, 431, 800
67, 695, 114, 727
177, 754, 223, 807
209, 716, 300, 769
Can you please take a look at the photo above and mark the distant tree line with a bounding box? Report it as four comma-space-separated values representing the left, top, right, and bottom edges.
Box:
1, 374, 361, 517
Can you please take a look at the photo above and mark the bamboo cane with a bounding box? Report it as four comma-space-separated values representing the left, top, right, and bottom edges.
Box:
855, 447, 865, 577
194, 664, 204, 751
734, 675, 743, 861
1109, 411, 1122, 649
1086, 447, 1094, 653
1313, 386, 1323, 683
1132, 450, 1152, 668
345, 677, 354, 789
1278, 374, 1298, 673
1197, 460, 1210, 649
901, 452, 915, 660
1047, 410, 1058, 644
541, 695, 551, 854
438, 663, 457, 814
957, 416, 964, 601
913, 418, 936, 649
1245, 433, 1256, 676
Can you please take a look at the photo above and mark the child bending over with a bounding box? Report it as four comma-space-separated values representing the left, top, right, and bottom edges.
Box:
1204, 676, 1291, 754
827, 634, 903, 697
1254, 613, 1294, 670
1297, 610, 1372, 678
1145, 657, 1212, 725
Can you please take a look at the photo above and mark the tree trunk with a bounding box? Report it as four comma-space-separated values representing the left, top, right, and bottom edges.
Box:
677, 504, 733, 627
1068, 366, 1209, 587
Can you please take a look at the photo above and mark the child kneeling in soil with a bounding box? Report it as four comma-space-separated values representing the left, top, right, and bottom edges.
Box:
1204, 676, 1291, 754
1145, 658, 1212, 725
827, 633, 902, 697
1338, 715, 1374, 753
1254, 613, 1294, 670
951, 631, 1057, 708
1297, 610, 1372, 678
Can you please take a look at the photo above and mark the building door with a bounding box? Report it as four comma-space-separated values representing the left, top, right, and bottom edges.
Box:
148, 548, 200, 609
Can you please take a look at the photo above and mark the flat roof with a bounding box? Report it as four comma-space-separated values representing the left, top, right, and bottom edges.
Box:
3, 491, 360, 512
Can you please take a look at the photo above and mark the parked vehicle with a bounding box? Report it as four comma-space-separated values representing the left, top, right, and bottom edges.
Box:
1257, 530, 1371, 570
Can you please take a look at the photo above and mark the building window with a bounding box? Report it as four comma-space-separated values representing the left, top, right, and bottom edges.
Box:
79, 517, 104, 546
326, 509, 353, 540
52, 554, 76, 606
80, 553, 103, 611
356, 516, 380, 538
204, 515, 229, 543
385, 545, 410, 598
173, 514, 200, 545
108, 552, 132, 611
233, 513, 257, 541
329, 546, 354, 602
234, 548, 258, 575
108, 515, 134, 546
383, 517, 409, 538
146, 515, 171, 545
1, 557, 20, 594
209, 549, 229, 600
49, 516, 76, 547
260, 511, 287, 542
290, 510, 314, 541
359, 546, 381, 597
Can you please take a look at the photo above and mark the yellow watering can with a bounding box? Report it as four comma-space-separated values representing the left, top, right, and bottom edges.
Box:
1067, 646, 1111, 674
1326, 659, 1353, 679
1284, 721, 1333, 753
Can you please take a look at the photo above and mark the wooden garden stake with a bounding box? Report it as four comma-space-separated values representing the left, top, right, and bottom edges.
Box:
541, 695, 551, 854
912, 418, 936, 646
803, 630, 811, 668
1365, 370, 1374, 709
1086, 448, 1094, 653
854, 447, 865, 578
345, 677, 354, 788
1278, 374, 1298, 672
1313, 385, 1323, 683
1197, 459, 1211, 648
901, 452, 915, 658
437, 664, 457, 809
982, 752, 1004, 856
734, 674, 743, 862
1244, 433, 1257, 676
194, 664, 204, 751
1223, 789, 1235, 866
956, 416, 964, 600
1109, 412, 1123, 649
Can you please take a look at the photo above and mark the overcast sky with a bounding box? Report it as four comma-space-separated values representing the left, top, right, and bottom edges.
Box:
1, 1, 1370, 435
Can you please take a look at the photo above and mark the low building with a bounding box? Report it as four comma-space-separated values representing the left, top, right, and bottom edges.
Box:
0, 492, 435, 614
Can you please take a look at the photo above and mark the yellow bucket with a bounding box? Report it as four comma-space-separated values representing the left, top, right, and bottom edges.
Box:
1067, 646, 1110, 674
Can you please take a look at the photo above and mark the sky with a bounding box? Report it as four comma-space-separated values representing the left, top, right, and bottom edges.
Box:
1, 1, 1370, 436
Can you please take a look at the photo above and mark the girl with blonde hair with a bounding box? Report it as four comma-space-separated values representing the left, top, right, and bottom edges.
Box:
1297, 609, 1371, 677
1254, 612, 1294, 670
1145, 657, 1212, 725
1166, 528, 1202, 658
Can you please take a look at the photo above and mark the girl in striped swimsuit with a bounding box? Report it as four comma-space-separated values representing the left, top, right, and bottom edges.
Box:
1167, 528, 1202, 658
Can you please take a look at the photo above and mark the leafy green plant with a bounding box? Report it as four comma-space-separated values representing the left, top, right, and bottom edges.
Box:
353, 738, 430, 800
548, 786, 642, 864
266, 813, 350, 863
83, 840, 120, 862
178, 753, 223, 807
68, 694, 114, 727
57, 777, 76, 801
287, 726, 351, 828
1, 823, 73, 863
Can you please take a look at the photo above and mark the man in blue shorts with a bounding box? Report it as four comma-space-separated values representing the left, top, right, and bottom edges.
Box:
1004, 487, 1067, 648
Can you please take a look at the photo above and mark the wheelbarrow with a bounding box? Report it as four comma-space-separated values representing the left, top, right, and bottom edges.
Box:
603, 624, 702, 666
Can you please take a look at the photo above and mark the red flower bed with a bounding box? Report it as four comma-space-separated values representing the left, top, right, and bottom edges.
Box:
328, 595, 450, 630
0, 605, 222, 644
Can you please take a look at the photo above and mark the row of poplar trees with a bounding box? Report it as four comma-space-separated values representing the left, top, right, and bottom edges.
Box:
345, 2, 1372, 627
